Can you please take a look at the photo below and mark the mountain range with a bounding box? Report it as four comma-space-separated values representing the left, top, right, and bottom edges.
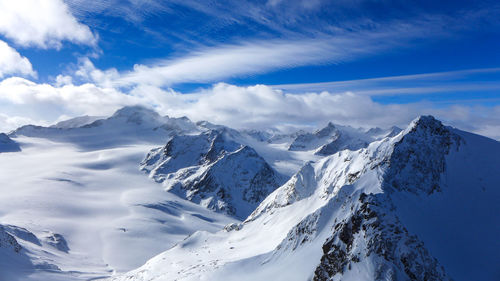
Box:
0, 106, 498, 281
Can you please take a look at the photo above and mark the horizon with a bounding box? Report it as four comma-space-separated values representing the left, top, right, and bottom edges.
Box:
13, 104, 488, 141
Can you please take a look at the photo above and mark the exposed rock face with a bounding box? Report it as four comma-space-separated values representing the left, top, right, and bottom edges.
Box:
313, 193, 449, 281
141, 129, 286, 219
0, 225, 22, 253
385, 116, 462, 195
286, 116, 461, 280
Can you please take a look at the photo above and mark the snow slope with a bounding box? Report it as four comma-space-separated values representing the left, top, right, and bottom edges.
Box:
0, 114, 237, 280
110, 116, 500, 281
0, 106, 295, 280
50, 115, 104, 129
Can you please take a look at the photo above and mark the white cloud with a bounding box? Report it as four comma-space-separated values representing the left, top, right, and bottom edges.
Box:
129, 83, 500, 140
0, 77, 138, 124
273, 68, 500, 95
54, 74, 73, 87
0, 0, 96, 49
0, 113, 44, 133
74, 57, 119, 88
0, 40, 36, 78
145, 83, 417, 129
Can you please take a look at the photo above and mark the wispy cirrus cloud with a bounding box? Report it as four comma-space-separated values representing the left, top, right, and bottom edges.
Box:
67, 2, 500, 89
66, 0, 500, 43
273, 68, 500, 97
76, 19, 445, 88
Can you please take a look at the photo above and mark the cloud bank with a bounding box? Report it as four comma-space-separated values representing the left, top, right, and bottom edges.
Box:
0, 77, 498, 141
0, 77, 137, 126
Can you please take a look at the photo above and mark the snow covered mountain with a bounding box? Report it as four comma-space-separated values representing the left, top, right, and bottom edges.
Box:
288, 122, 401, 156
10, 106, 201, 149
0, 134, 237, 281
0, 107, 242, 281
0, 133, 20, 152
141, 129, 287, 219
111, 116, 500, 281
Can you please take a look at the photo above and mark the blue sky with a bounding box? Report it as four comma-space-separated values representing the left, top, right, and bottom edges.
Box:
0, 0, 499, 138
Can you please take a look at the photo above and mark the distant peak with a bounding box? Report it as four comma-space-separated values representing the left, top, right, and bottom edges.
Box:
389, 125, 402, 131
315, 122, 337, 137
366, 127, 383, 134
176, 116, 190, 121
325, 122, 336, 129
386, 126, 403, 137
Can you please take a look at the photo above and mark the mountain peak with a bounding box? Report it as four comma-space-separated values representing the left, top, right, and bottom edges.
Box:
386, 115, 462, 195
407, 115, 444, 133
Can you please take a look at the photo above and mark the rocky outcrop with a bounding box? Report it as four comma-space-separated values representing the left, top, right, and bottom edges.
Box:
313, 193, 449, 281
